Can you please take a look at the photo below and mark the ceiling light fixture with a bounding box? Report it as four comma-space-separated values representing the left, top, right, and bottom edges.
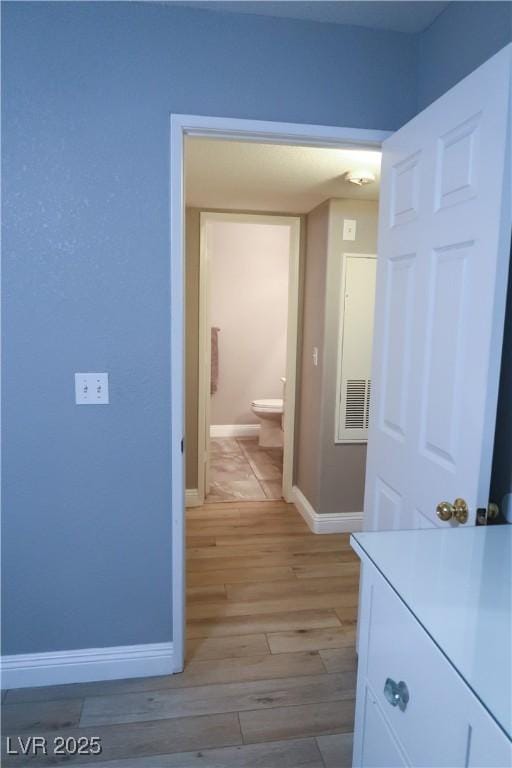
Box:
345, 169, 376, 186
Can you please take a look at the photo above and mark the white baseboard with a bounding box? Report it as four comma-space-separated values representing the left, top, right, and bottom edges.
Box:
1, 642, 174, 690
292, 485, 363, 534
210, 424, 260, 438
185, 489, 202, 507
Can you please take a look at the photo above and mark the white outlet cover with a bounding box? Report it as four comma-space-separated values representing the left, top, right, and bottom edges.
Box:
343, 219, 357, 241
75, 373, 109, 404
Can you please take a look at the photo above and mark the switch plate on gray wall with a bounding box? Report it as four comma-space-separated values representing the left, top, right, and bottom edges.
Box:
343, 219, 357, 240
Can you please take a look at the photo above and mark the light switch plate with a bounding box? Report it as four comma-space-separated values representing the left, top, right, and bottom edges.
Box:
343, 219, 357, 241
75, 373, 109, 404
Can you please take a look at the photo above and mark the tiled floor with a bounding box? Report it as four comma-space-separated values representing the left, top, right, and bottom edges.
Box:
2, 500, 359, 766
206, 437, 283, 502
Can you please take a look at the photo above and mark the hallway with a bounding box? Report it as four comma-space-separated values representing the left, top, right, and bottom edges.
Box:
2, 501, 359, 766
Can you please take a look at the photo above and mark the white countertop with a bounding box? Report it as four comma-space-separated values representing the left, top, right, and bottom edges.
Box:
351, 525, 511, 738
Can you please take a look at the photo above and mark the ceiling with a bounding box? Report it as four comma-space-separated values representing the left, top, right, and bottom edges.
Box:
173, 1, 449, 34
185, 138, 381, 213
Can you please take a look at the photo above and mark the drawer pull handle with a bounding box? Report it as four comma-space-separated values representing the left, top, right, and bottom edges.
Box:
384, 678, 409, 712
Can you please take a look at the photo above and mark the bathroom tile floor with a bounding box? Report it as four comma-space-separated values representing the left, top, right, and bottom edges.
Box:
206, 437, 283, 502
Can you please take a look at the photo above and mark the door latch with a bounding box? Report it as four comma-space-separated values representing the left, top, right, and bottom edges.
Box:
476, 502, 500, 525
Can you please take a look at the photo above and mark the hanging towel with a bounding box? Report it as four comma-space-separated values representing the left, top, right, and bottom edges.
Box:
211, 327, 220, 395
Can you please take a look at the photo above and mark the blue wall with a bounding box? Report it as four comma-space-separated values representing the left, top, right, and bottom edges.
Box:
1, 2, 417, 654
3, 0, 510, 657
417, 1, 512, 108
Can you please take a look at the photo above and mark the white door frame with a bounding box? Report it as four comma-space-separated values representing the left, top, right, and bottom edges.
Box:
198, 211, 301, 505
170, 114, 390, 672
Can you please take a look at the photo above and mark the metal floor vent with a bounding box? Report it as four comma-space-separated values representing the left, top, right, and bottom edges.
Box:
345, 379, 367, 430
341, 378, 371, 439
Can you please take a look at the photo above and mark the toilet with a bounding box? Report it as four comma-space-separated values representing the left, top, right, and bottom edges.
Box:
251, 398, 284, 448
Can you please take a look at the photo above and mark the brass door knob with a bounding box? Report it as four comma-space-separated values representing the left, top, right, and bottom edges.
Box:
436, 501, 453, 521
452, 498, 469, 524
436, 498, 469, 524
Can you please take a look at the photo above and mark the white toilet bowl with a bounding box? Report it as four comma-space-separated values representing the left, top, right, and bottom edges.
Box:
251, 398, 284, 448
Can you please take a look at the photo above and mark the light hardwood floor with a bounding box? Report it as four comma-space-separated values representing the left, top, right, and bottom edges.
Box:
2, 501, 359, 767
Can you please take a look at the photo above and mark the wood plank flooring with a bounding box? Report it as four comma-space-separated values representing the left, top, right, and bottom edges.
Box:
1, 500, 359, 766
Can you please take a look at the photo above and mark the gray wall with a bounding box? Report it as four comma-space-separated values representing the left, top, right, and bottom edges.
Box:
296, 202, 330, 510
319, 200, 378, 514
296, 199, 378, 514
209, 219, 289, 426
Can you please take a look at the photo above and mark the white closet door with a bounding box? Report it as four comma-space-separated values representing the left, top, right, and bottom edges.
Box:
337, 254, 377, 443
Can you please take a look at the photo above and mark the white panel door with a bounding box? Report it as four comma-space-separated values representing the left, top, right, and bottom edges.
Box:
365, 44, 512, 531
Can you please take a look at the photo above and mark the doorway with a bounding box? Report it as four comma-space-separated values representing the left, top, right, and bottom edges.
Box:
197, 212, 300, 505
171, 115, 389, 673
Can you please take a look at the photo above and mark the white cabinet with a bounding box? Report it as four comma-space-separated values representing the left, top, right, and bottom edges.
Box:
353, 555, 512, 768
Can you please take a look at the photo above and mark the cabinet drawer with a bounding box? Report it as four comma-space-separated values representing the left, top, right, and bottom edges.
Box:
467, 700, 512, 768
360, 684, 409, 767
365, 574, 472, 767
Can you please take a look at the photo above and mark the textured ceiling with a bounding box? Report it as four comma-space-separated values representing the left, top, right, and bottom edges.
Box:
185, 138, 381, 213
172, 1, 449, 34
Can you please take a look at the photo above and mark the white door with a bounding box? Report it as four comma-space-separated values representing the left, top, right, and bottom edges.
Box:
365, 44, 512, 531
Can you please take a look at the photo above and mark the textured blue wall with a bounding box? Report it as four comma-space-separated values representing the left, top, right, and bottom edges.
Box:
417, 1, 512, 108
1, 2, 417, 654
